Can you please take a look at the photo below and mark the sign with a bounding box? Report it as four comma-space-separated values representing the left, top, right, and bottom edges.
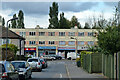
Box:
38, 46, 56, 49
58, 47, 75, 50
24, 47, 36, 52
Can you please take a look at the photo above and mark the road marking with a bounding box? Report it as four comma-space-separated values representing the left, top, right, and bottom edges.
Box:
60, 73, 62, 78
65, 64, 71, 80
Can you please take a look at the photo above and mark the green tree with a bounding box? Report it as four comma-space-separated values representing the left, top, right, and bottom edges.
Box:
2, 17, 5, 27
70, 16, 81, 29
17, 10, 25, 28
84, 22, 91, 29
59, 12, 70, 29
11, 14, 17, 28
48, 2, 59, 29
97, 26, 120, 54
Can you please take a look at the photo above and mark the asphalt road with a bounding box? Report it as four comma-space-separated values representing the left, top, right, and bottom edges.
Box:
29, 60, 104, 80
30, 60, 69, 80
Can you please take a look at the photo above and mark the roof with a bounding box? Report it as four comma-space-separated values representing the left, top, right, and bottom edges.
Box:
0, 26, 25, 40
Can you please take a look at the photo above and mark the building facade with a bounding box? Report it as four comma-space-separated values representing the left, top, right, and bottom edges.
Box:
10, 28, 97, 58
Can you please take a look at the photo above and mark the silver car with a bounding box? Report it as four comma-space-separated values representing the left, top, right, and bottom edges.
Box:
11, 61, 32, 80
27, 57, 42, 72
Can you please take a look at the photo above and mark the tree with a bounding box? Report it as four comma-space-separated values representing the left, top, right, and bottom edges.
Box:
59, 12, 70, 29
84, 22, 91, 29
2, 17, 5, 27
11, 14, 17, 28
17, 10, 25, 28
48, 2, 59, 29
70, 16, 81, 29
97, 26, 120, 54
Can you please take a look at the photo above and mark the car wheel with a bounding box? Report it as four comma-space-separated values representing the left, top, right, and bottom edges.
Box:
39, 68, 42, 72
29, 75, 32, 79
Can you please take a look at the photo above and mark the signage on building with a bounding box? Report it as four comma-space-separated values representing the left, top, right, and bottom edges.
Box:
24, 48, 36, 52
38, 46, 56, 49
77, 46, 88, 50
58, 47, 75, 50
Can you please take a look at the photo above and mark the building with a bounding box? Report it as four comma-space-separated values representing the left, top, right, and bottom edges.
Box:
0, 26, 25, 56
10, 26, 97, 58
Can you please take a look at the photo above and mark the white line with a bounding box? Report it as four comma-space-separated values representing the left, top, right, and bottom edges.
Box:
65, 64, 71, 80
60, 73, 62, 78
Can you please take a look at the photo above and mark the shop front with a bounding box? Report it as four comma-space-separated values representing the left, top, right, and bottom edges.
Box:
38, 46, 56, 56
58, 47, 75, 59
24, 48, 36, 57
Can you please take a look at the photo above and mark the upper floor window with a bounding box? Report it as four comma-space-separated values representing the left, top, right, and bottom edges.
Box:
29, 32, 36, 36
48, 32, 55, 36
78, 41, 84, 45
49, 41, 55, 45
88, 32, 93, 36
1, 39, 10, 45
19, 32, 26, 37
78, 32, 84, 36
88, 41, 94, 45
68, 41, 75, 45
59, 41, 65, 45
39, 32, 45, 36
68, 32, 75, 36
59, 32, 65, 36
29, 41, 36, 45
39, 41, 45, 45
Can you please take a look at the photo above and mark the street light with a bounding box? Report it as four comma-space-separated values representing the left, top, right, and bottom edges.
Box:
70, 37, 78, 58
6, 17, 18, 60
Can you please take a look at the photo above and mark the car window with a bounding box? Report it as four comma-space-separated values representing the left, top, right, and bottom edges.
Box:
28, 59, 38, 62
6, 63, 15, 72
0, 64, 5, 73
12, 62, 25, 68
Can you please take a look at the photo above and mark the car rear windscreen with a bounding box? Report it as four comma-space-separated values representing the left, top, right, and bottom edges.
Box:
12, 62, 25, 68
28, 59, 38, 62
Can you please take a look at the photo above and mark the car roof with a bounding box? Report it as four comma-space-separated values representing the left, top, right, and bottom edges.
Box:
11, 61, 27, 62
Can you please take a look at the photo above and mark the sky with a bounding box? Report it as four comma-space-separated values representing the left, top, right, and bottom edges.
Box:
0, 0, 119, 28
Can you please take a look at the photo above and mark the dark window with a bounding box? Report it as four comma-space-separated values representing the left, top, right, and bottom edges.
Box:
48, 32, 55, 36
28, 59, 38, 62
59, 32, 65, 36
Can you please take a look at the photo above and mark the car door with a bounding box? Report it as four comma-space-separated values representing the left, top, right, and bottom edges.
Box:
5, 62, 19, 80
26, 62, 31, 78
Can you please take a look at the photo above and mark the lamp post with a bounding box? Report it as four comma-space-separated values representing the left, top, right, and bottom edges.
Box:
70, 37, 78, 58
6, 17, 18, 60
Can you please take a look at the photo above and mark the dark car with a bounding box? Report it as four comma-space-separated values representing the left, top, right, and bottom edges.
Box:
11, 61, 32, 80
40, 59, 48, 69
0, 61, 19, 80
55, 55, 62, 60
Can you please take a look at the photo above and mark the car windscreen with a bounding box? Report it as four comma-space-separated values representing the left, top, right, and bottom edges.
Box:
28, 59, 38, 62
12, 62, 25, 68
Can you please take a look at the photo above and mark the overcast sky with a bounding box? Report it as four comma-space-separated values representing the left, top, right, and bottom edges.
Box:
0, 1, 118, 28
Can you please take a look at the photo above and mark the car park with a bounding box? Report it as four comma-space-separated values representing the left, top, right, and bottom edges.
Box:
27, 57, 42, 72
40, 58, 48, 69
0, 61, 19, 80
11, 61, 32, 80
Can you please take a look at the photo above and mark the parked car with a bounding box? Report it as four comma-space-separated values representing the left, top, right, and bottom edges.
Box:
67, 52, 76, 60
0, 61, 19, 80
47, 54, 62, 60
43, 55, 56, 60
27, 57, 42, 72
40, 58, 47, 69
11, 61, 32, 80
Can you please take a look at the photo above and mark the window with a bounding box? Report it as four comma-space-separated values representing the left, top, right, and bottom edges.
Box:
39, 41, 45, 45
39, 32, 45, 36
49, 41, 55, 45
59, 32, 65, 36
20, 32, 26, 37
48, 32, 55, 36
78, 41, 84, 45
29, 41, 36, 45
88, 41, 94, 45
68, 32, 75, 36
2, 39, 10, 45
59, 41, 65, 45
68, 41, 75, 45
78, 32, 84, 36
6, 63, 15, 72
88, 32, 93, 36
29, 32, 36, 36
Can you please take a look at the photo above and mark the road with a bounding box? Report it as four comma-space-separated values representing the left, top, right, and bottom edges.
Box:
29, 60, 104, 80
